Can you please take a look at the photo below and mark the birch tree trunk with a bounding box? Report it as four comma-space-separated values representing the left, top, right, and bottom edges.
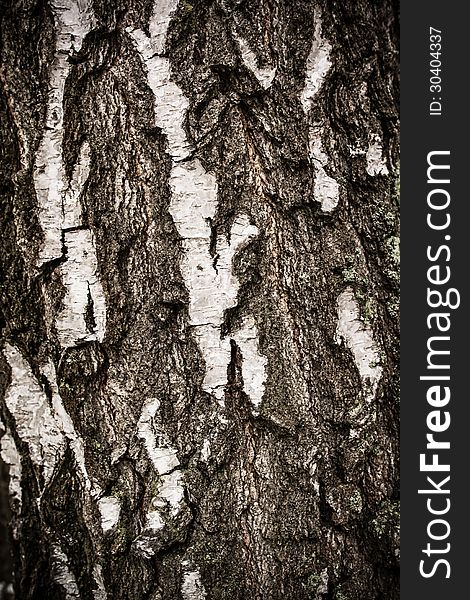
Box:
0, 0, 399, 598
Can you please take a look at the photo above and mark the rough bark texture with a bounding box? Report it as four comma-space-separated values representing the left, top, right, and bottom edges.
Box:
0, 1, 399, 599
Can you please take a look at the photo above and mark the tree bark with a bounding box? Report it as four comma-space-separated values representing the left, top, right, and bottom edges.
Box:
0, 1, 399, 599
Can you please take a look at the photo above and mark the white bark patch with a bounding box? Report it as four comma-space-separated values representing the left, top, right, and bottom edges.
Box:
349, 143, 366, 157
147, 0, 179, 54
156, 470, 185, 514
335, 289, 382, 400
40, 360, 95, 494
128, 27, 191, 162
92, 565, 107, 600
0, 425, 22, 513
182, 214, 265, 403
131, 10, 267, 407
308, 126, 339, 212
366, 134, 389, 176
56, 229, 107, 347
301, 14, 339, 212
168, 161, 217, 235
51, 545, 81, 599
33, 1, 107, 349
137, 398, 184, 522
232, 316, 267, 409
0, 583, 14, 599
181, 561, 207, 600
98, 496, 121, 532
3, 344, 64, 484
300, 10, 332, 113
234, 33, 276, 89
2, 348, 106, 595
137, 398, 180, 476
200, 438, 211, 462
34, 0, 94, 264
145, 509, 165, 532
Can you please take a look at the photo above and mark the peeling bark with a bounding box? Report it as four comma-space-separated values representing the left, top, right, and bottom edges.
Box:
1, 0, 399, 599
